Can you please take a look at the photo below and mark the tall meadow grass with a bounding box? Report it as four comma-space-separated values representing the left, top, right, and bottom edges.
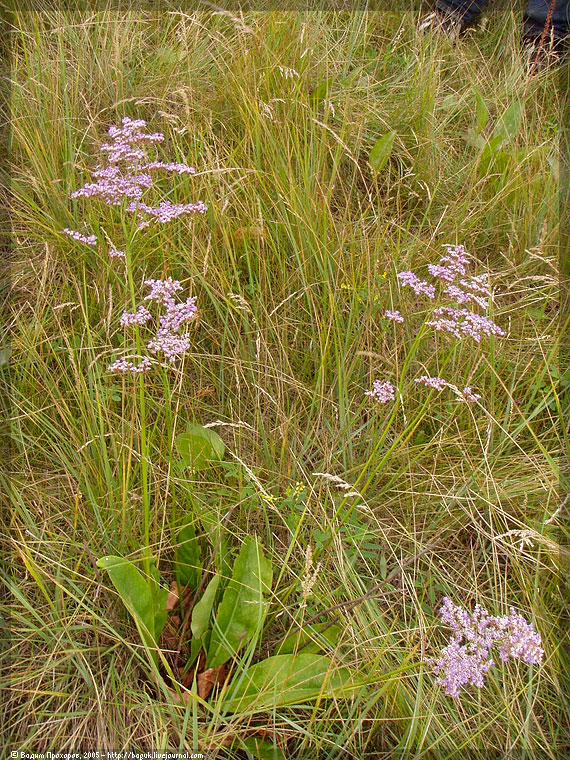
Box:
3, 5, 568, 757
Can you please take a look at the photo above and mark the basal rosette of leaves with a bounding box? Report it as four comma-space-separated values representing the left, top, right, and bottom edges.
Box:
97, 422, 356, 760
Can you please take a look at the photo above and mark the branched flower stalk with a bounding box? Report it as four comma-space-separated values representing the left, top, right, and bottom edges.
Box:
65, 117, 206, 580
326, 245, 504, 556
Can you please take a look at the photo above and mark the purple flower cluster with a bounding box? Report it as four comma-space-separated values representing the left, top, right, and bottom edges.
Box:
143, 161, 196, 174
119, 306, 152, 327
109, 278, 198, 372
494, 610, 544, 665
365, 380, 395, 403
127, 199, 207, 226
101, 117, 164, 165
71, 165, 153, 206
427, 264, 456, 283
63, 228, 97, 246
462, 386, 481, 403
67, 116, 205, 232
413, 377, 483, 402
444, 284, 487, 310
415, 375, 447, 391
143, 276, 183, 302
108, 356, 152, 374
424, 246, 492, 310
385, 309, 404, 323
427, 307, 505, 343
432, 597, 544, 697
366, 244, 497, 408
397, 271, 436, 300
144, 278, 198, 362
431, 244, 469, 278
64, 118, 205, 374
147, 331, 192, 360
461, 273, 491, 296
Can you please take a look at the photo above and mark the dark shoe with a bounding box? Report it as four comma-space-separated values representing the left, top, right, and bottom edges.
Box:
418, 9, 469, 39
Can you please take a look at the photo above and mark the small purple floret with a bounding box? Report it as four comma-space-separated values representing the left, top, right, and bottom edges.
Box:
120, 306, 152, 327
365, 380, 395, 403
63, 228, 97, 246
415, 375, 447, 391
462, 386, 481, 402
397, 271, 436, 300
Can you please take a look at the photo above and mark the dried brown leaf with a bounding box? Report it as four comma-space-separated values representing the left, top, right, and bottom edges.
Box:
197, 664, 226, 699
166, 580, 179, 610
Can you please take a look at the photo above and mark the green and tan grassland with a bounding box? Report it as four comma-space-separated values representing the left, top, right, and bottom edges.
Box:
2, 4, 569, 758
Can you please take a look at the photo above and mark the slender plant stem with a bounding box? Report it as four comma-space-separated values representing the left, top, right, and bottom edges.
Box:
123, 223, 151, 582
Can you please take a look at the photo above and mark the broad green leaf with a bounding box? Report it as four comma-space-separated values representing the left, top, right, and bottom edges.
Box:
176, 424, 225, 471
150, 560, 168, 641
309, 79, 332, 106
191, 574, 221, 640
369, 131, 396, 173
479, 135, 504, 175
240, 737, 286, 760
223, 653, 352, 712
175, 520, 202, 588
440, 93, 461, 113
186, 636, 203, 669
195, 501, 230, 575
206, 539, 273, 669
463, 129, 486, 149
493, 100, 522, 144
379, 552, 388, 580
473, 86, 488, 134
274, 623, 341, 655
96, 555, 159, 659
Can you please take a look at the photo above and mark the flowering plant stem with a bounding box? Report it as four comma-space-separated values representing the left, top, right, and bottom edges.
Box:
328, 318, 451, 546
123, 232, 151, 582
275, 319, 445, 610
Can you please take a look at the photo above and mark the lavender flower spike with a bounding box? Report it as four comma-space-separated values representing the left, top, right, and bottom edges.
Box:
108, 356, 152, 374
128, 199, 208, 225
428, 244, 470, 282
439, 244, 469, 275
397, 271, 436, 300
63, 228, 97, 246
120, 306, 152, 327
143, 161, 196, 175
415, 376, 447, 391
427, 307, 505, 343
144, 277, 183, 304
365, 380, 395, 403
462, 386, 481, 403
